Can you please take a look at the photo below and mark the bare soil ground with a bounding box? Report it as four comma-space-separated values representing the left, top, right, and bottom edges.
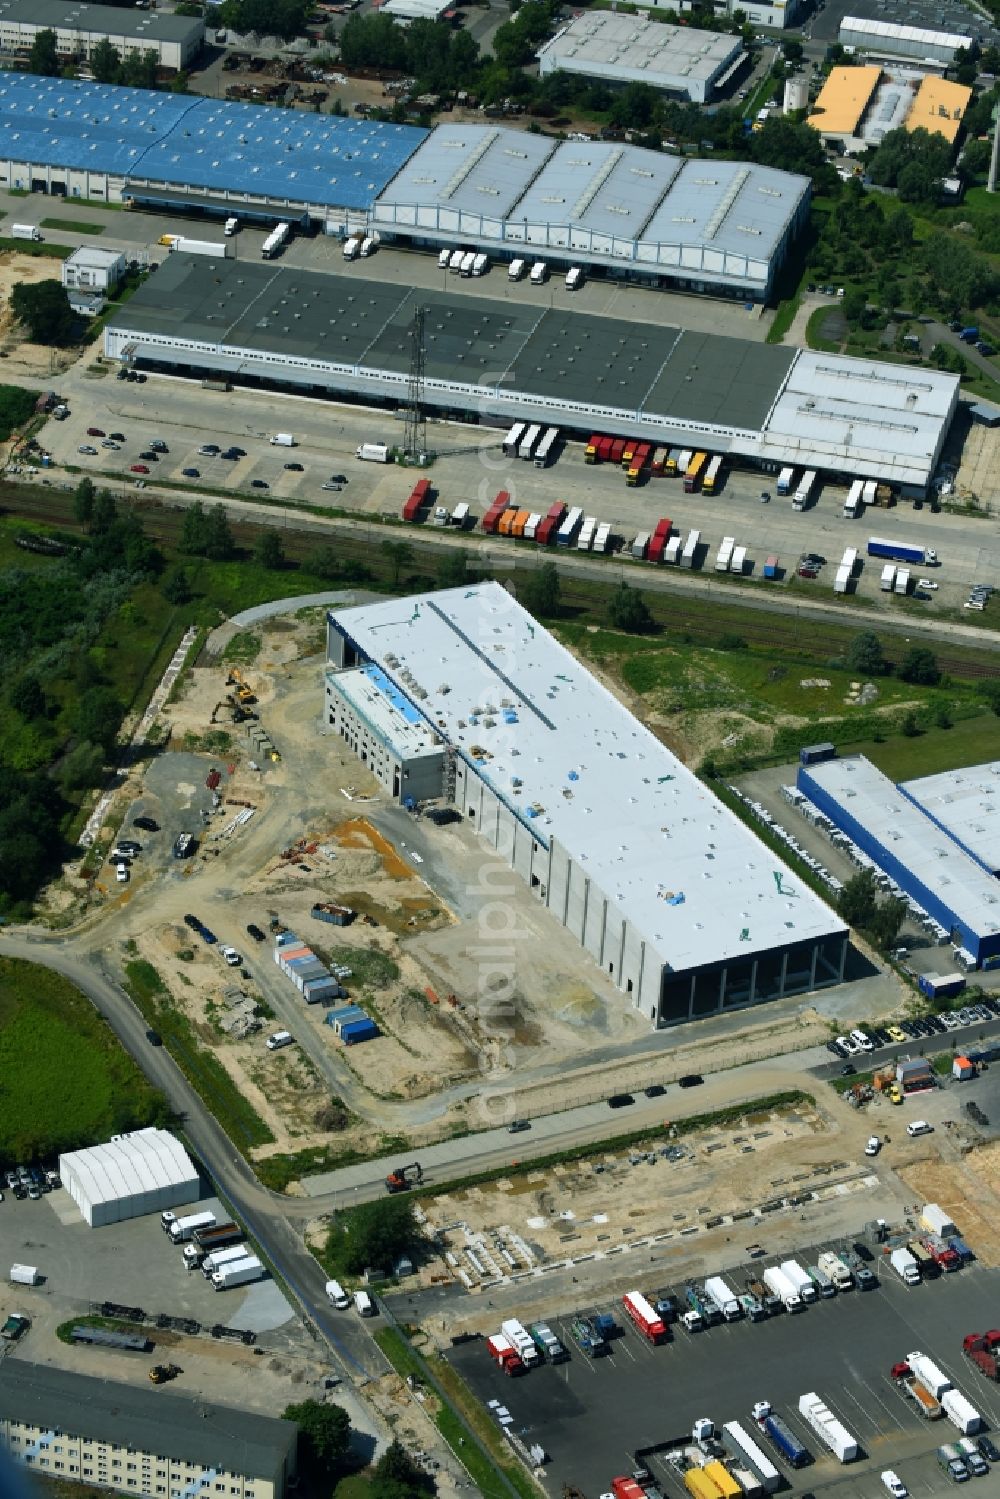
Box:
898, 1137, 1000, 1268
955, 423, 1000, 509
0, 251, 81, 380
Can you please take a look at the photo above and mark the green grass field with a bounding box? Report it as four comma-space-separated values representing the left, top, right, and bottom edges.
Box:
0, 957, 170, 1162
850, 713, 1000, 780
123, 959, 274, 1151
40, 218, 103, 235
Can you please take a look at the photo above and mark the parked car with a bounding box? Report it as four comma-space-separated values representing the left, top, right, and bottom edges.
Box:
149, 440, 168, 452
183, 914, 202, 931
644, 1083, 666, 1097
221, 946, 242, 967
116, 840, 141, 855
130, 464, 149, 474
182, 467, 200, 478
109, 431, 125, 441
251, 479, 269, 489
133, 815, 159, 831
678, 1074, 704, 1088
507, 1119, 530, 1133
146, 1029, 163, 1046
77, 444, 97, 455
865, 1135, 880, 1156
139, 451, 158, 462
86, 427, 105, 437
246, 923, 266, 943
608, 1093, 635, 1108
283, 462, 304, 471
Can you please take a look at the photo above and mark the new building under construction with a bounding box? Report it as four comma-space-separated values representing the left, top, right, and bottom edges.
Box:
326, 585, 849, 1027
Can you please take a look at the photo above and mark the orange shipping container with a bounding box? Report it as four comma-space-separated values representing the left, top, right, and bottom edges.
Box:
511, 508, 531, 538
497, 509, 516, 536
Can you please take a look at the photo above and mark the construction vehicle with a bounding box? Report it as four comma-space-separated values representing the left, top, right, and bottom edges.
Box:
385, 1162, 423, 1194
148, 1364, 182, 1384
226, 667, 256, 704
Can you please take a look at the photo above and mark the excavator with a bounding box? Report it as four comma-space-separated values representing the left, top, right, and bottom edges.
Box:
226, 666, 257, 705
385, 1162, 423, 1194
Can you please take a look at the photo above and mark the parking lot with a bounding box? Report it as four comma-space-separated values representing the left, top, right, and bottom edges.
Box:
449, 1249, 1000, 1496
0, 1186, 293, 1336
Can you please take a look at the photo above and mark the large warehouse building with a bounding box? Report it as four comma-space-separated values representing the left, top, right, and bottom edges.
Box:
0, 75, 808, 301
105, 254, 960, 491
326, 585, 849, 1027
59, 1128, 200, 1228
0, 1364, 298, 1499
0, 0, 204, 71
536, 14, 744, 104
807, 66, 970, 150
797, 756, 1000, 970
838, 15, 972, 66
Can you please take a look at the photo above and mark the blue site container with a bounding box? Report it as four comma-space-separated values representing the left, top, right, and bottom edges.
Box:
340, 1018, 379, 1045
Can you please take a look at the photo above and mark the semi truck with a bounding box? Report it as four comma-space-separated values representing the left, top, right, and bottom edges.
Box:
958, 1438, 989, 1476
817, 1251, 852, 1290
170, 237, 230, 257
200, 1244, 251, 1277
356, 443, 389, 463
739, 1293, 767, 1322
721, 1423, 780, 1493
622, 1291, 667, 1343
10, 1265, 40, 1286
798, 1393, 857, 1462
762, 1266, 802, 1312
570, 1316, 605, 1357
751, 1403, 809, 1468
500, 1318, 541, 1368
261, 222, 290, 259
807, 1265, 835, 1297
792, 470, 816, 511
867, 536, 937, 566
907, 1352, 952, 1400
844, 480, 864, 518
779, 1261, 817, 1304
963, 1333, 1000, 1381
891, 1361, 942, 1418
164, 1211, 216, 1243
529, 1322, 568, 1363
211, 1254, 264, 1290
776, 467, 796, 496
486, 1333, 524, 1375
193, 1221, 242, 1250
890, 1247, 920, 1286
704, 1276, 741, 1321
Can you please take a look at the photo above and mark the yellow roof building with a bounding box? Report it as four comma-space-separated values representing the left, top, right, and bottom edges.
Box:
905, 75, 972, 144
806, 65, 882, 136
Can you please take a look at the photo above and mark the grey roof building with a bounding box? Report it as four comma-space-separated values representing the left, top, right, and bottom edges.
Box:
104, 255, 959, 491
0, 0, 204, 69
0, 1362, 298, 1499
373, 126, 810, 300
537, 14, 744, 104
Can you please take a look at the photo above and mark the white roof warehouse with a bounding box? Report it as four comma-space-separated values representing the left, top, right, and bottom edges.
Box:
537, 14, 744, 105
326, 585, 848, 1027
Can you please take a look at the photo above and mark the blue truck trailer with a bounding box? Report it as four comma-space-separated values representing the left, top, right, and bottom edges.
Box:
867, 536, 937, 566
752, 1403, 810, 1468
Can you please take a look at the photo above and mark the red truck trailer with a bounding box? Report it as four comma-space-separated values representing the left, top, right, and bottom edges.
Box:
647, 518, 672, 564
622, 1291, 667, 1344
609, 438, 627, 465
486, 1334, 524, 1375
612, 1477, 646, 1499
626, 442, 652, 486
964, 1333, 1000, 1380
481, 490, 511, 534
585, 434, 602, 464
536, 501, 566, 545
402, 478, 431, 522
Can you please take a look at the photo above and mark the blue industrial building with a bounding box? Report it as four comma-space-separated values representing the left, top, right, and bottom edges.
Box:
0, 74, 426, 224
798, 755, 1000, 970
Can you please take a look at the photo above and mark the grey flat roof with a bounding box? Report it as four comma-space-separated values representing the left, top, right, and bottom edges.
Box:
514, 143, 684, 242
0, 0, 203, 42
375, 123, 554, 221
372, 127, 809, 280
330, 585, 845, 971
331, 664, 444, 760
537, 13, 741, 87
801, 756, 1000, 941
840, 13, 969, 49
108, 255, 959, 486
65, 246, 125, 269
0, 1362, 296, 1481
901, 763, 1000, 875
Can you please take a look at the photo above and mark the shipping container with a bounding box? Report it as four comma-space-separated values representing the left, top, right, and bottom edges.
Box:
631, 533, 650, 560
664, 535, 683, 565
556, 507, 583, 546
518, 425, 542, 461
593, 522, 612, 553
683, 1468, 720, 1499
497, 508, 517, 538
684, 451, 709, 492
523, 512, 542, 541
610, 438, 627, 465
510, 508, 531, 539
502, 424, 526, 459
907, 1352, 952, 1400
584, 433, 601, 464
880, 563, 897, 591
703, 455, 724, 494
681, 529, 701, 568
340, 1018, 380, 1045
533, 426, 559, 468
763, 555, 779, 579
704, 1460, 741, 1499
731, 545, 747, 575
715, 537, 735, 573
576, 516, 596, 551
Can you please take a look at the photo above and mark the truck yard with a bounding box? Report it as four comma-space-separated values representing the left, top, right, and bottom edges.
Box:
445, 1249, 1000, 1496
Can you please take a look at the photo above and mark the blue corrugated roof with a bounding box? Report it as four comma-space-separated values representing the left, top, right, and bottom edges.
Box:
0, 75, 428, 210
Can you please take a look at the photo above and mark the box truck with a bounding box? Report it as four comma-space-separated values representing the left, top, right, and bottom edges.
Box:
762, 1266, 802, 1312
890, 1247, 920, 1285
704, 1276, 741, 1321
356, 443, 389, 463
11, 225, 41, 241
500, 1318, 542, 1367
270, 433, 295, 447
167, 1211, 217, 1243
211, 1254, 264, 1290
780, 1261, 817, 1303
10, 1264, 40, 1286
200, 1244, 250, 1276
622, 1291, 667, 1343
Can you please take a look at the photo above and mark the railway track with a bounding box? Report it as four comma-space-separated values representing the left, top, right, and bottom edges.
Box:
4, 483, 997, 682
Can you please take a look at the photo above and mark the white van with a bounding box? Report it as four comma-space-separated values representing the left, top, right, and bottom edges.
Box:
353, 1289, 376, 1316
508, 258, 526, 281
325, 1279, 350, 1309
565, 266, 584, 291
438, 248, 451, 269
530, 261, 548, 285
906, 1120, 933, 1137
850, 1028, 874, 1051
265, 1031, 294, 1052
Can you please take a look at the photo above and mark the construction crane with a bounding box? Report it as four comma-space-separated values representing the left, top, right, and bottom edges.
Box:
385, 1161, 423, 1194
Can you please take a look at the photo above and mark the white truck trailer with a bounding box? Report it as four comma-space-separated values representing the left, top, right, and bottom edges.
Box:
880, 563, 897, 591
942, 1389, 982, 1435
211, 1254, 264, 1291
907, 1353, 951, 1400
730, 544, 747, 575
11, 224, 41, 241
704, 1276, 742, 1321
780, 1261, 817, 1304
722, 1421, 781, 1492
715, 536, 735, 573
201, 1244, 250, 1277
798, 1393, 857, 1462
762, 1266, 802, 1312
500, 1318, 541, 1368
165, 1211, 216, 1243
